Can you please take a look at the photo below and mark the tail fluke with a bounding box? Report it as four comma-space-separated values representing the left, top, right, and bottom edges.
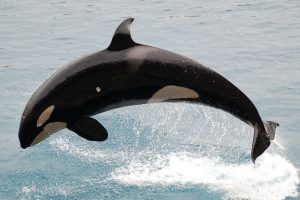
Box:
264, 121, 279, 140
251, 121, 279, 163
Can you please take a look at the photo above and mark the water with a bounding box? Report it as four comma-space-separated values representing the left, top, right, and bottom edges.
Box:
0, 0, 299, 199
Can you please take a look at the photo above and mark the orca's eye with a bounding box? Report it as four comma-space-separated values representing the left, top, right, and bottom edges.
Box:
96, 86, 101, 93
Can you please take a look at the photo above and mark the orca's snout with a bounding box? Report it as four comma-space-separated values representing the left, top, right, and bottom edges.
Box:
18, 114, 40, 149
18, 120, 31, 149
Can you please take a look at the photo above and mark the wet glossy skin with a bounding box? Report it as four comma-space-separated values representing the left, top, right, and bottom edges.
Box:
19, 18, 273, 162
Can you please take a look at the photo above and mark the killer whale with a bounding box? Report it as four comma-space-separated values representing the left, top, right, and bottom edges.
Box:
18, 18, 279, 162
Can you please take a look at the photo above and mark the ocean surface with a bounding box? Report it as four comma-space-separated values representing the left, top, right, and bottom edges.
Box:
0, 0, 299, 199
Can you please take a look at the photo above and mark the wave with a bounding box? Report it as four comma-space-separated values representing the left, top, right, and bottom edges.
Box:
47, 103, 299, 200
111, 151, 299, 200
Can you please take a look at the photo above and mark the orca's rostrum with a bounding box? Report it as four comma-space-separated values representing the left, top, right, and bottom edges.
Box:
19, 18, 279, 163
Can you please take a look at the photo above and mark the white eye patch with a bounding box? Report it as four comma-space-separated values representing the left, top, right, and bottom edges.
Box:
37, 105, 55, 127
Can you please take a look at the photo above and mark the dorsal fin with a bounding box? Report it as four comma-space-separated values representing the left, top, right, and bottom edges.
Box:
107, 18, 137, 51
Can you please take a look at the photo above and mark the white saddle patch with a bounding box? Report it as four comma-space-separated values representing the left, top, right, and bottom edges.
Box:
148, 85, 199, 103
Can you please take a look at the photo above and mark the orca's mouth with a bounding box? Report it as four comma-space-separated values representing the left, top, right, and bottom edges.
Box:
18, 116, 41, 149
19, 130, 35, 149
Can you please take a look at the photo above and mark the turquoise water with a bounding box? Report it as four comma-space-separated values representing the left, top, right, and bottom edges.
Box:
1, 0, 300, 199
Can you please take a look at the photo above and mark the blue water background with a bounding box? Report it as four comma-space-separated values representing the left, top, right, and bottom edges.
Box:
0, 0, 299, 199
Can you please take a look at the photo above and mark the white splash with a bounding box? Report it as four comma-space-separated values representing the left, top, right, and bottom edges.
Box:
49, 136, 125, 163
19, 182, 72, 200
112, 152, 299, 200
